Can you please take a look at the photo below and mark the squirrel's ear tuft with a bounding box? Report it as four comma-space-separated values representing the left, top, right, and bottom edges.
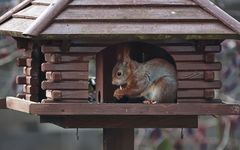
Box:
123, 48, 131, 62
117, 52, 123, 61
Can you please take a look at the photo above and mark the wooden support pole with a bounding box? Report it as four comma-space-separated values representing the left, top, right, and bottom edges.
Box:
103, 128, 134, 150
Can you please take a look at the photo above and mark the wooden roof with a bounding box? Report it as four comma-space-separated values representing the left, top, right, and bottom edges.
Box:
0, 0, 240, 40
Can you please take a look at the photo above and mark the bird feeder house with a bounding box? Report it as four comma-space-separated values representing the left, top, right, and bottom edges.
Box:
0, 0, 240, 149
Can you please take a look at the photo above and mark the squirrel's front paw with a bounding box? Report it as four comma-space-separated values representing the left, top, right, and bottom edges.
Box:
114, 89, 125, 100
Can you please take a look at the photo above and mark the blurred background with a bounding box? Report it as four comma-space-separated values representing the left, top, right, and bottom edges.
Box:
0, 0, 240, 150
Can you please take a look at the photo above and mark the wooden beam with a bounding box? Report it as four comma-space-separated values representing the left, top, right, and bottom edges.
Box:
23, 0, 73, 36
0, 0, 31, 24
6, 97, 34, 113
40, 115, 198, 128
6, 97, 240, 116
193, 0, 240, 34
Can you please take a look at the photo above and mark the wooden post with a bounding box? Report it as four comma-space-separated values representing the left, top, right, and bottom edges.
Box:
103, 128, 134, 150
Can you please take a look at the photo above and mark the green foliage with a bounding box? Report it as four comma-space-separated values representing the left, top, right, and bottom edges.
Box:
157, 139, 173, 150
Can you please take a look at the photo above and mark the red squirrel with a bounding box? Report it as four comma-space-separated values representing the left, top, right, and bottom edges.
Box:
112, 48, 177, 104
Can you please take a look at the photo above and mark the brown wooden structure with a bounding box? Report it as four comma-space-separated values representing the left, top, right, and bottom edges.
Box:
0, 0, 240, 149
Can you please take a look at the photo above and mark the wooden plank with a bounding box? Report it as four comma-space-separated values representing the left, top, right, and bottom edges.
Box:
23, 0, 72, 36
173, 54, 204, 62
193, 0, 240, 34
46, 72, 88, 81
44, 53, 95, 63
177, 90, 214, 99
42, 99, 89, 103
33, 0, 197, 6
41, 45, 220, 53
41, 62, 220, 72
40, 115, 198, 128
41, 81, 88, 90
5, 97, 240, 115
44, 53, 208, 63
41, 63, 89, 71
57, 7, 215, 21
43, 21, 234, 35
43, 69, 195, 82
176, 62, 221, 71
13, 5, 48, 19
29, 103, 240, 115
42, 46, 103, 53
177, 71, 215, 80
0, 18, 34, 35
46, 90, 88, 99
6, 97, 33, 113
178, 80, 221, 89
0, 0, 32, 24
14, 5, 216, 21
103, 128, 134, 150
177, 99, 208, 103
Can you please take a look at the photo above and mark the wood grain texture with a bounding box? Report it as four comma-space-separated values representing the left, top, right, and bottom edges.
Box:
0, 0, 31, 24
41, 62, 220, 72
30, 103, 240, 116
33, 0, 197, 6
41, 63, 89, 71
177, 71, 215, 80
193, 0, 240, 34
178, 80, 221, 89
43, 22, 234, 35
176, 62, 221, 71
41, 81, 88, 90
46, 72, 88, 81
178, 89, 214, 99
40, 115, 198, 128
57, 7, 216, 21
41, 45, 220, 53
23, 0, 72, 36
46, 90, 88, 99
6, 97, 33, 113
5, 97, 240, 115
42, 99, 89, 103
44, 53, 95, 63
15, 5, 216, 21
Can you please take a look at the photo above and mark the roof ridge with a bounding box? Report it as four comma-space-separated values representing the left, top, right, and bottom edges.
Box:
192, 0, 240, 34
23, 0, 72, 37
0, 0, 32, 25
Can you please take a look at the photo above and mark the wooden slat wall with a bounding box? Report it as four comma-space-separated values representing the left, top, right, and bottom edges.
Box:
41, 44, 95, 103
41, 41, 221, 104
16, 40, 41, 101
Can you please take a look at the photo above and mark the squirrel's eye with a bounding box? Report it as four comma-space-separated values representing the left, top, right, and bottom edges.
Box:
117, 72, 122, 76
